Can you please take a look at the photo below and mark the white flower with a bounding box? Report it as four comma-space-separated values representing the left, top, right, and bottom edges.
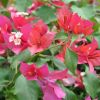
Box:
14, 38, 21, 45
15, 32, 23, 38
9, 31, 23, 45
9, 35, 15, 42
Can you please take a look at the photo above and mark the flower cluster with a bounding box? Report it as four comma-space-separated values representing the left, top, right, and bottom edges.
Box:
20, 62, 67, 100
56, 6, 94, 35
0, 15, 55, 55
0, 0, 100, 100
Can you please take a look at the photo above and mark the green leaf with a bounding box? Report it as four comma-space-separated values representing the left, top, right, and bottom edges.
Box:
71, 34, 78, 45
94, 35, 100, 49
49, 44, 61, 55
55, 31, 67, 40
1, 0, 8, 7
83, 73, 100, 99
71, 5, 95, 19
65, 48, 78, 74
35, 6, 56, 24
10, 49, 31, 69
1, 11, 11, 17
52, 57, 66, 70
0, 68, 9, 82
15, 0, 33, 11
65, 89, 78, 100
36, 57, 50, 66
14, 75, 40, 100
63, 0, 77, 3
0, 56, 6, 64
0, 68, 10, 91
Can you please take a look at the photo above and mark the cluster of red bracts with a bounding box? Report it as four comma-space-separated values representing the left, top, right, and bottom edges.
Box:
20, 63, 67, 100
20, 62, 86, 100
56, 6, 94, 35
0, 3, 99, 100
56, 38, 100, 73
56, 6, 100, 73
0, 15, 55, 55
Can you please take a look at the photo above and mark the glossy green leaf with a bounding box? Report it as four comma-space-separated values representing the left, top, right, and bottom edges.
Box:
65, 89, 78, 100
83, 73, 100, 99
1, 0, 8, 7
94, 35, 100, 49
35, 6, 56, 24
0, 56, 6, 64
15, 0, 33, 11
65, 48, 78, 74
63, 0, 77, 3
52, 57, 66, 70
14, 75, 40, 100
72, 5, 95, 19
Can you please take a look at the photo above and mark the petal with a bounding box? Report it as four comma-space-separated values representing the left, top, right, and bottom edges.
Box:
42, 83, 62, 100
41, 31, 55, 49
0, 15, 12, 32
21, 23, 32, 40
53, 84, 66, 98
20, 62, 29, 77
52, 0, 65, 7
85, 96, 91, 100
33, 20, 48, 36
49, 69, 67, 80
38, 64, 49, 78
28, 45, 43, 55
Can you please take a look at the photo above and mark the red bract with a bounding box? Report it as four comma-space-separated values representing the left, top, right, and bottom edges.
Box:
12, 15, 34, 30
41, 82, 65, 100
71, 38, 100, 72
0, 33, 6, 54
20, 62, 68, 81
56, 6, 72, 32
85, 96, 91, 100
52, 0, 66, 7
27, 0, 43, 13
3, 23, 32, 54
0, 15, 12, 54
82, 20, 94, 35
20, 62, 67, 100
20, 62, 49, 80
0, 15, 12, 31
28, 20, 55, 55
56, 6, 94, 35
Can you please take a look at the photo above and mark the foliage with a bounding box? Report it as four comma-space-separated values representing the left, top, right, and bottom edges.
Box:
0, 0, 100, 100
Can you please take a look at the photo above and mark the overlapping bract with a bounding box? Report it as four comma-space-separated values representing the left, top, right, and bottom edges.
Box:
20, 62, 66, 100
56, 6, 94, 35
0, 15, 55, 55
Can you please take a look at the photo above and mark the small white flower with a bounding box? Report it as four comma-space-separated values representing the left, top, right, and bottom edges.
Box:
9, 35, 15, 42
80, 72, 86, 76
14, 38, 21, 45
15, 32, 23, 38
9, 31, 23, 45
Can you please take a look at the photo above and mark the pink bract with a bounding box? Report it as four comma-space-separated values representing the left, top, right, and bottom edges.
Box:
56, 6, 94, 35
28, 20, 55, 55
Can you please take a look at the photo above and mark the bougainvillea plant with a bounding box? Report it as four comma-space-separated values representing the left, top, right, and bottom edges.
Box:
0, 0, 100, 100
